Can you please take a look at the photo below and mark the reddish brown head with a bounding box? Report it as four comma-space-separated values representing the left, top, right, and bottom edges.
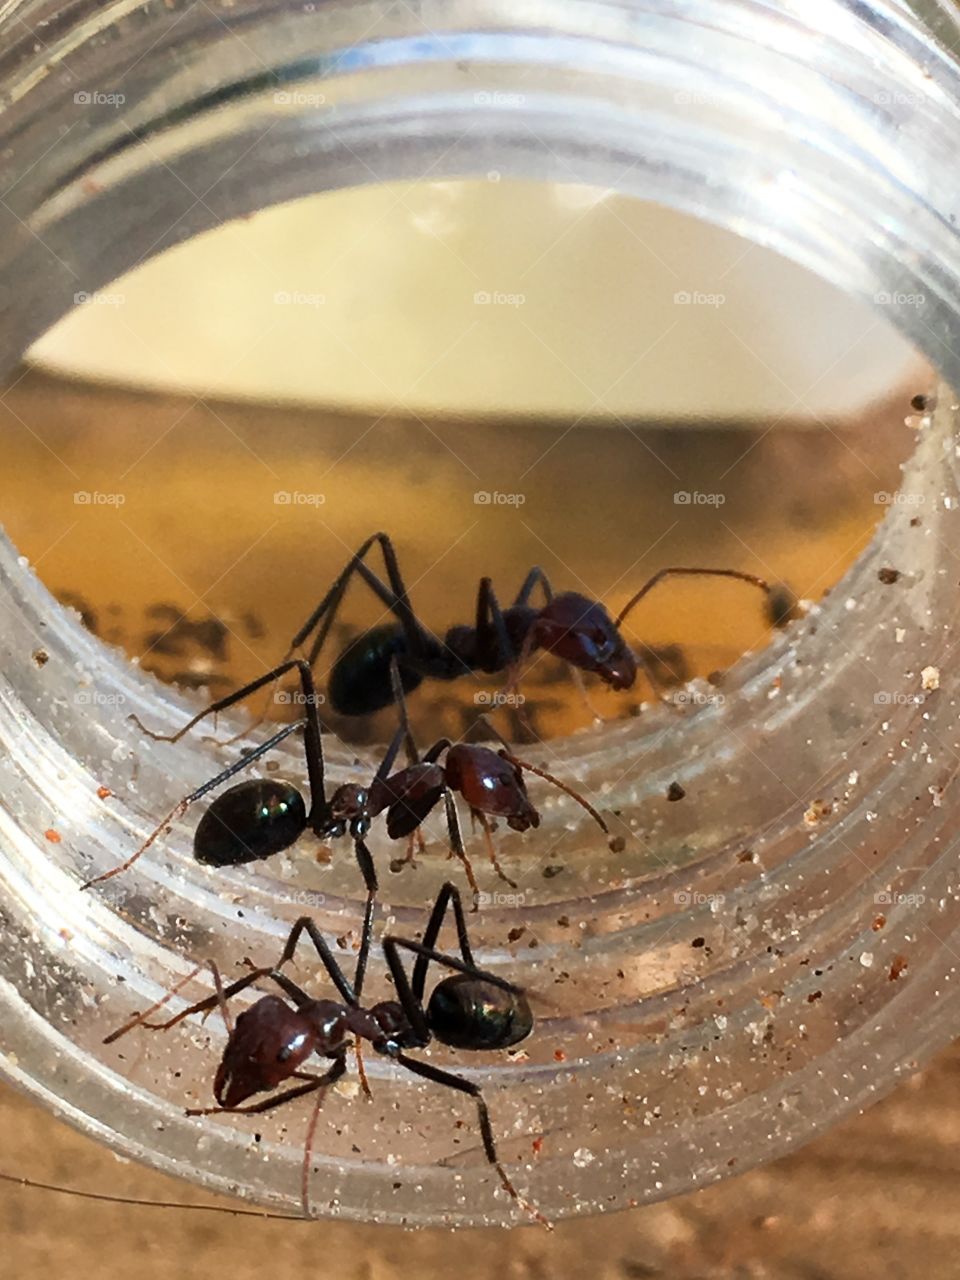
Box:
531, 591, 637, 690
213, 995, 327, 1107
444, 744, 540, 831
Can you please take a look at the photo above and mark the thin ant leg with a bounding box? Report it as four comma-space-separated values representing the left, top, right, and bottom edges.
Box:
388, 653, 419, 765
103, 963, 207, 1045
299, 1055, 348, 1218
354, 1040, 372, 1100
442, 788, 480, 903
473, 715, 609, 835
131, 658, 322, 753
512, 567, 554, 607
285, 532, 427, 670
186, 1061, 345, 1119
386, 936, 524, 996
350, 838, 377, 999
411, 880, 475, 1001
474, 578, 518, 673
393, 1052, 551, 1229
473, 810, 518, 889
615, 566, 772, 628
82, 719, 306, 888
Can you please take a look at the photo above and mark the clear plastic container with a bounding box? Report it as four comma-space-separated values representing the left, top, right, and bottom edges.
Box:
2, 0, 960, 1227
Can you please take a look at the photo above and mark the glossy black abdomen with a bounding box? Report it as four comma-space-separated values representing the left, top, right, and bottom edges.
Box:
328, 623, 424, 716
194, 778, 307, 866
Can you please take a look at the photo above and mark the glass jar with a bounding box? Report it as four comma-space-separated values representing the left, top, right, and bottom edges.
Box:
1, 0, 960, 1227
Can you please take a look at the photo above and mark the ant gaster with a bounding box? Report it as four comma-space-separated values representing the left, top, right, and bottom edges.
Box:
104, 882, 550, 1227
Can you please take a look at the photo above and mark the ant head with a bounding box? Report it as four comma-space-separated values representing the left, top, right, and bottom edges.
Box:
533, 592, 637, 690
214, 995, 317, 1107
446, 745, 540, 830
326, 783, 370, 836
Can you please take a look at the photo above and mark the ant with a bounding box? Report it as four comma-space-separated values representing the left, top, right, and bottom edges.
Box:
276, 532, 778, 717
104, 881, 549, 1227
114, 658, 609, 903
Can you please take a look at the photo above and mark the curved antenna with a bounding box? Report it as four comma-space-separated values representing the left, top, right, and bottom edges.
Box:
616, 566, 772, 628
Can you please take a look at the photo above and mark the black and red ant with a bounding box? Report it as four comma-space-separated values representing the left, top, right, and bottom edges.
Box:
275, 532, 777, 717
86, 658, 609, 914
104, 882, 549, 1226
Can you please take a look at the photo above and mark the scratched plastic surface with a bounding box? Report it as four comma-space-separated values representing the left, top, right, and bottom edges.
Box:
2, 0, 960, 1229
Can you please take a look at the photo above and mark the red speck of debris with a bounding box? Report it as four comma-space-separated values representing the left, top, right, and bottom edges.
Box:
44, 828, 61, 843
532, 1137, 544, 1156
889, 954, 909, 981
872, 914, 886, 931
97, 786, 112, 800
553, 1049, 566, 1063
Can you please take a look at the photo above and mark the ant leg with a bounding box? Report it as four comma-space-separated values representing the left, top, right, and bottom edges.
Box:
387, 936, 523, 995
512, 567, 554, 607
103, 962, 207, 1044
82, 719, 307, 888
186, 1060, 345, 1120
354, 1040, 372, 1100
409, 881, 475, 1001
271, 917, 359, 1006
393, 1053, 551, 1229
388, 653, 419, 764
380, 936, 430, 1044
473, 810, 518, 889
299, 1055, 348, 1218
615, 566, 772, 628
286, 532, 427, 670
473, 578, 517, 673
389, 936, 523, 998
131, 658, 321, 748
441, 788, 480, 904
351, 838, 378, 999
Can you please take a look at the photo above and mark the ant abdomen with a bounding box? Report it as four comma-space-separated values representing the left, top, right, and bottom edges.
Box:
327, 622, 424, 716
194, 778, 307, 867
427, 974, 533, 1051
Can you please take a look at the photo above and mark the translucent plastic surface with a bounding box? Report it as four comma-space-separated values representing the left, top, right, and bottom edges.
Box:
2, 0, 960, 1228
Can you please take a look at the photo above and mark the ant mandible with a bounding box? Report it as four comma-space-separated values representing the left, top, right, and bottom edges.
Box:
104, 881, 549, 1227
114, 657, 609, 903
279, 532, 777, 716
